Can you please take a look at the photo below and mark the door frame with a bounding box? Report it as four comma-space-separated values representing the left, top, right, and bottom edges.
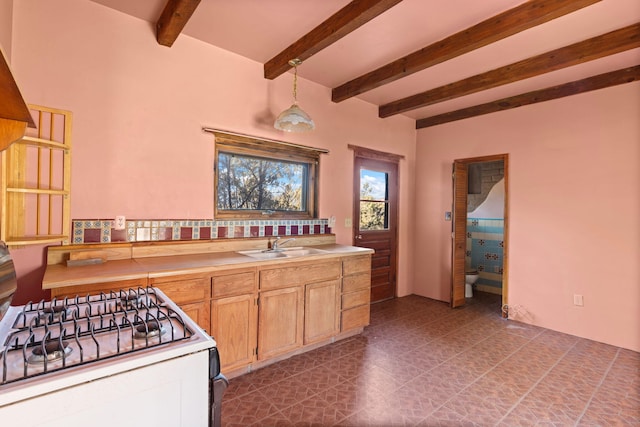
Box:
349, 144, 403, 303
452, 154, 509, 311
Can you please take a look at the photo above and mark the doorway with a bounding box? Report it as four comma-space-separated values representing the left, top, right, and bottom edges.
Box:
349, 145, 402, 303
452, 154, 509, 310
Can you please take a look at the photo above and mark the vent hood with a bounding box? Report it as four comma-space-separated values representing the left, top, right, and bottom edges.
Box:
0, 48, 35, 151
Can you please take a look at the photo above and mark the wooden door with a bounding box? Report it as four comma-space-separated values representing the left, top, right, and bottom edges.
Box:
452, 154, 509, 310
304, 279, 340, 344
257, 286, 304, 360
451, 161, 468, 308
353, 154, 399, 303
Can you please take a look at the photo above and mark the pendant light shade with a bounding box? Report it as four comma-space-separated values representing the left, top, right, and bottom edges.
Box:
274, 59, 315, 132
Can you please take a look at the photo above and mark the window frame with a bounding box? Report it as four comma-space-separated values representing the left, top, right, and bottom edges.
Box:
212, 130, 325, 220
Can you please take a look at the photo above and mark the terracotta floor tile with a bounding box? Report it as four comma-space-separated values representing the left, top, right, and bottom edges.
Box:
220, 292, 640, 426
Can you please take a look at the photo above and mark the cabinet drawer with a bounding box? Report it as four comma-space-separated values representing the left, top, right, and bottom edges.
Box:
260, 261, 341, 290
343, 256, 371, 276
212, 272, 256, 298
342, 288, 369, 310
341, 304, 370, 331
342, 272, 370, 293
50, 278, 148, 299
155, 277, 210, 305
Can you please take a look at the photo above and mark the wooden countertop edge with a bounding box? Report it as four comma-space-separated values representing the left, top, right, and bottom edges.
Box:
43, 245, 374, 289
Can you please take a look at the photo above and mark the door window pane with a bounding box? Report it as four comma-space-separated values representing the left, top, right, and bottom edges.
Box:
359, 169, 389, 230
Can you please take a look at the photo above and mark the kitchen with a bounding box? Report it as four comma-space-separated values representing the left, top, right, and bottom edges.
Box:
1, 0, 639, 425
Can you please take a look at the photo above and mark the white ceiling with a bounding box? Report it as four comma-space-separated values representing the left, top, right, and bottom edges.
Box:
89, 0, 639, 120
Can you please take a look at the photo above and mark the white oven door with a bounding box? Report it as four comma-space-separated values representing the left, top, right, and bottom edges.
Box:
0, 350, 210, 427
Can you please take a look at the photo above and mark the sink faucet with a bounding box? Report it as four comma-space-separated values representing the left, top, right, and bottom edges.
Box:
272, 237, 296, 251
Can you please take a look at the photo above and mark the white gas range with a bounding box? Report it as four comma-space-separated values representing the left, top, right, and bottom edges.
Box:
0, 285, 226, 427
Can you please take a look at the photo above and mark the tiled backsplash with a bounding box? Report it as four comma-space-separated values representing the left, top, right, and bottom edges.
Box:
466, 218, 504, 290
73, 219, 331, 244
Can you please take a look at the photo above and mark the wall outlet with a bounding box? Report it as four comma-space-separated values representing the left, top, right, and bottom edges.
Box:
573, 294, 584, 306
328, 216, 336, 228
114, 215, 126, 230
344, 218, 352, 227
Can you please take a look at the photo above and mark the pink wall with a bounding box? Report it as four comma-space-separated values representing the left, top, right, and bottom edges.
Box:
415, 83, 640, 352
7, 0, 416, 301
0, 0, 12, 61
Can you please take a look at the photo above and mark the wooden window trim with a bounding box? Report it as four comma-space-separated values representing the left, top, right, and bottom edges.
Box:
348, 144, 404, 163
210, 130, 327, 220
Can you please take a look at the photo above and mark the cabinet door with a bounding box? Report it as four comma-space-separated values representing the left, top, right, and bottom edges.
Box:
304, 279, 340, 345
211, 294, 257, 372
181, 301, 211, 334
257, 287, 304, 360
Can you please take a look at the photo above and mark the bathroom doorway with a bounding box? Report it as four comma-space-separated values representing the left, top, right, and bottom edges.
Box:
452, 154, 509, 311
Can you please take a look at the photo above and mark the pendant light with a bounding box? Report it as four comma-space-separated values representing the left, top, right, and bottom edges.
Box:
274, 59, 315, 132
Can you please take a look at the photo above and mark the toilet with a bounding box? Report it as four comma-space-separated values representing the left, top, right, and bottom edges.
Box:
465, 271, 479, 298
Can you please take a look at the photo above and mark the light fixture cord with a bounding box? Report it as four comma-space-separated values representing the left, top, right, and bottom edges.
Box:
292, 64, 298, 103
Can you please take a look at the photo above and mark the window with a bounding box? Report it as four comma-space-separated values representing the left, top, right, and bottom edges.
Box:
359, 169, 389, 230
212, 130, 326, 220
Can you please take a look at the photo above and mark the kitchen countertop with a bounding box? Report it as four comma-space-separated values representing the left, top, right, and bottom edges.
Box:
42, 244, 374, 289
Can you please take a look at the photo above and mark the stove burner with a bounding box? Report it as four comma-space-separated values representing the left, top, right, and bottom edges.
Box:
28, 340, 72, 364
118, 293, 141, 310
39, 305, 70, 321
134, 321, 166, 339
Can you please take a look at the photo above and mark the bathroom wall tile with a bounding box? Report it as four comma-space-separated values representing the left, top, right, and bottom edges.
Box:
278, 226, 286, 236
467, 218, 504, 288
218, 226, 227, 238
250, 226, 259, 237
265, 225, 274, 236
234, 226, 245, 238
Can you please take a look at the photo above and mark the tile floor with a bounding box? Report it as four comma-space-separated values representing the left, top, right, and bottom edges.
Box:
221, 292, 640, 426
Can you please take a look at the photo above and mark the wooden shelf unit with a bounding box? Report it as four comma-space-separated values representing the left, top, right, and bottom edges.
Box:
0, 105, 72, 247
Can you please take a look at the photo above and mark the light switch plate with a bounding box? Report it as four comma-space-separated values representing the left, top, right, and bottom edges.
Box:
445, 211, 452, 221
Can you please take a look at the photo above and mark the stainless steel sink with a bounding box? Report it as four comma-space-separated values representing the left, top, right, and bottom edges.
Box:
237, 246, 328, 259
236, 250, 288, 259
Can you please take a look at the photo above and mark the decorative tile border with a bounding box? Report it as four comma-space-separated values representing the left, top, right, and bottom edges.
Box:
72, 219, 331, 244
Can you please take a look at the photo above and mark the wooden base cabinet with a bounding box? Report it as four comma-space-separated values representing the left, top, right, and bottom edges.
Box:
210, 268, 258, 372
211, 294, 256, 371
304, 279, 340, 344
341, 256, 372, 332
257, 286, 304, 360
149, 273, 211, 334
47, 252, 371, 377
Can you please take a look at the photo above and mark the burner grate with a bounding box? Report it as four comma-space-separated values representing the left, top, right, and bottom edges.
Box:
0, 287, 194, 386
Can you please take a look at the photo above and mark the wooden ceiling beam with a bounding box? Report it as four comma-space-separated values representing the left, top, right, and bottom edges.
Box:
416, 65, 640, 129
332, 0, 601, 102
156, 0, 201, 47
264, 0, 403, 80
380, 22, 640, 118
